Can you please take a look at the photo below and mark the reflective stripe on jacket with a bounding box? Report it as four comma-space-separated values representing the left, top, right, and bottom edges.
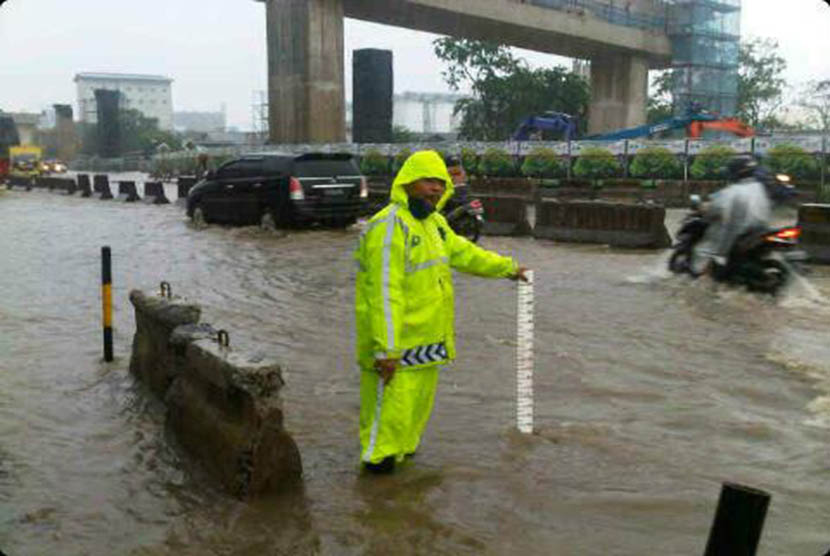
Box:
354, 150, 518, 370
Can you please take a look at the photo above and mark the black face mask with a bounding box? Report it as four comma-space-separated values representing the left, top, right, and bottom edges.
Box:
408, 197, 435, 220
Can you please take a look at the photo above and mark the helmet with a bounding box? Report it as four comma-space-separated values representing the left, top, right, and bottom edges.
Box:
726, 155, 759, 181
444, 154, 462, 168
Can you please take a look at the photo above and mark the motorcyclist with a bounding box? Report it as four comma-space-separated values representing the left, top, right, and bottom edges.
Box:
691, 155, 774, 276
443, 155, 469, 204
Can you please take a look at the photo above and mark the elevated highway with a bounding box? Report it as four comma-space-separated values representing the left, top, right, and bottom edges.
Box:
262, 0, 673, 142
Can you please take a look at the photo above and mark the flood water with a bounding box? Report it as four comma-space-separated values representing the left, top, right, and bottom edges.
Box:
2, 178, 830, 555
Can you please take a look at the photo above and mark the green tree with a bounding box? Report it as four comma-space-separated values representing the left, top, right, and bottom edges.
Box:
573, 147, 621, 180
689, 145, 735, 180
119, 109, 182, 155
799, 80, 830, 133
433, 38, 589, 140
736, 38, 787, 129
630, 147, 682, 179
647, 70, 674, 124
391, 125, 417, 143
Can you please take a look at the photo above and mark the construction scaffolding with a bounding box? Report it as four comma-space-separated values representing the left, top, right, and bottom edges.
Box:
251, 90, 269, 144
666, 0, 741, 116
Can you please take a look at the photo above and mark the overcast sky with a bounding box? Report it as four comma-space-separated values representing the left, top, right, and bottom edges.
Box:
1, 0, 828, 129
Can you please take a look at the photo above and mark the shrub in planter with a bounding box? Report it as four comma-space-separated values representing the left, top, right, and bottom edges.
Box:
461, 147, 478, 176
521, 147, 565, 179
689, 145, 735, 180
392, 148, 412, 173
360, 149, 389, 176
765, 144, 820, 180
630, 147, 682, 180
478, 148, 516, 177
573, 147, 621, 181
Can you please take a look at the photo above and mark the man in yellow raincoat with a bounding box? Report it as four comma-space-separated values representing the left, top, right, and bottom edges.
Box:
355, 150, 528, 473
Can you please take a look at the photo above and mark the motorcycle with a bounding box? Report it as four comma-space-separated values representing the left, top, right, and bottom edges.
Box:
668, 193, 808, 295
443, 185, 484, 243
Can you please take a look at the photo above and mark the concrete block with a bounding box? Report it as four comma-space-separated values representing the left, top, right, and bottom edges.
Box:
129, 290, 201, 396
798, 203, 830, 264
117, 181, 141, 202
478, 194, 532, 236
128, 290, 301, 498
76, 174, 93, 197
93, 174, 113, 200
142, 181, 170, 204
534, 200, 670, 248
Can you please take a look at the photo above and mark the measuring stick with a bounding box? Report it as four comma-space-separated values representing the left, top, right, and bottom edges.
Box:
517, 270, 534, 434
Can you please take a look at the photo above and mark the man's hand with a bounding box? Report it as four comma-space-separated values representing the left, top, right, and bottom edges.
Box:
374, 358, 400, 385
510, 266, 530, 282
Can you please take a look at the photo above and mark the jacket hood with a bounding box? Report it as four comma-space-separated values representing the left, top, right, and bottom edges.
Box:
390, 150, 454, 211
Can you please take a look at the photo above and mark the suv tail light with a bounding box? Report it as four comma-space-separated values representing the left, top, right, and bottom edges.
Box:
289, 177, 304, 201
359, 177, 368, 199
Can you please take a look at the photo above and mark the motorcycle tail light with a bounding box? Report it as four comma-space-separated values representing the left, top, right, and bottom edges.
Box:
470, 199, 482, 209
289, 177, 305, 201
359, 176, 368, 199
766, 227, 801, 242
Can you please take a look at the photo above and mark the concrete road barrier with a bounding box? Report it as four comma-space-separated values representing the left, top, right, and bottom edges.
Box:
117, 181, 141, 202
177, 176, 197, 200
471, 178, 535, 201
477, 194, 532, 236
128, 290, 302, 498
797, 203, 830, 264
142, 181, 170, 204
76, 174, 92, 197
6, 176, 33, 190
534, 200, 671, 248
54, 177, 76, 195
93, 174, 113, 200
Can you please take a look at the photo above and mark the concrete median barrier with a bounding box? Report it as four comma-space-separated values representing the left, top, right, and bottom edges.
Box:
177, 176, 197, 200
471, 177, 535, 201
142, 181, 170, 204
6, 176, 33, 190
93, 174, 113, 200
76, 174, 92, 197
128, 289, 302, 498
797, 203, 830, 264
52, 177, 76, 195
117, 181, 141, 202
534, 200, 671, 248
477, 194, 532, 236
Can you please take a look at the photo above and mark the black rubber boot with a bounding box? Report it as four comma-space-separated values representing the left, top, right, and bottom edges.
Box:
364, 456, 395, 474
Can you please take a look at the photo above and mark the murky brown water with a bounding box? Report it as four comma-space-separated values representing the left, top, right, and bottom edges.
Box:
3, 178, 830, 555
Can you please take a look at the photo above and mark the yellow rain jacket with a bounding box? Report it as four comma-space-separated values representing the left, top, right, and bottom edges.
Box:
355, 150, 518, 464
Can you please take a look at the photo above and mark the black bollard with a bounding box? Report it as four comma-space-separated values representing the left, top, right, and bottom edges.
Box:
703, 482, 771, 556
101, 246, 113, 362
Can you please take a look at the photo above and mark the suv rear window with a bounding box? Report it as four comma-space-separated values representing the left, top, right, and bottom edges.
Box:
294, 158, 359, 177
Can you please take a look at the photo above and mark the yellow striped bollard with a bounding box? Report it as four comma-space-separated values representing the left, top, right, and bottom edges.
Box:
101, 246, 113, 361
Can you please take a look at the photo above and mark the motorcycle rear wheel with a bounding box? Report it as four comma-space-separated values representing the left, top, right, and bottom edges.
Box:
451, 214, 481, 243
747, 259, 789, 295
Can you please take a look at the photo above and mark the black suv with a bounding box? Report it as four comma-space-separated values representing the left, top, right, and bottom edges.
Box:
186, 152, 368, 228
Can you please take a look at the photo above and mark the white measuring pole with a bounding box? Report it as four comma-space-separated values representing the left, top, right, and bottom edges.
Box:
516, 270, 534, 434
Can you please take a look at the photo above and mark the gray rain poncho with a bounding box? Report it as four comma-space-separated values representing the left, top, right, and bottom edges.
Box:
692, 177, 772, 273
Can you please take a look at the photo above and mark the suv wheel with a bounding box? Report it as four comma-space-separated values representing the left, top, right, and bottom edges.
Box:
192, 204, 208, 228
260, 208, 277, 231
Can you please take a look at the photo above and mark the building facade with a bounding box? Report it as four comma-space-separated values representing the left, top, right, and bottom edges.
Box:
75, 72, 174, 130
344, 92, 465, 140
173, 110, 226, 134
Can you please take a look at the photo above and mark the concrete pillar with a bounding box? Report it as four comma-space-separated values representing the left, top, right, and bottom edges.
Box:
587, 53, 648, 135
265, 0, 345, 144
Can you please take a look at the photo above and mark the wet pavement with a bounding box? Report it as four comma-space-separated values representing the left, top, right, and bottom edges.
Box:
2, 179, 830, 555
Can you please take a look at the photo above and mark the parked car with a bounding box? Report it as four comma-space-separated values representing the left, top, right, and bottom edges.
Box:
186, 152, 368, 228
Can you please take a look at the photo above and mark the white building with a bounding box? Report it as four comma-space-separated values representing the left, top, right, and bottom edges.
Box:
173, 110, 226, 134
75, 72, 174, 130
345, 91, 465, 139
392, 92, 464, 135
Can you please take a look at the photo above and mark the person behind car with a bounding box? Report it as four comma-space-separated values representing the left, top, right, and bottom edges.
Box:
354, 150, 528, 474
691, 155, 779, 276
443, 154, 469, 204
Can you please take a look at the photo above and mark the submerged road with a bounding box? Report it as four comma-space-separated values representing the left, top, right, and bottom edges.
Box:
2, 183, 830, 555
